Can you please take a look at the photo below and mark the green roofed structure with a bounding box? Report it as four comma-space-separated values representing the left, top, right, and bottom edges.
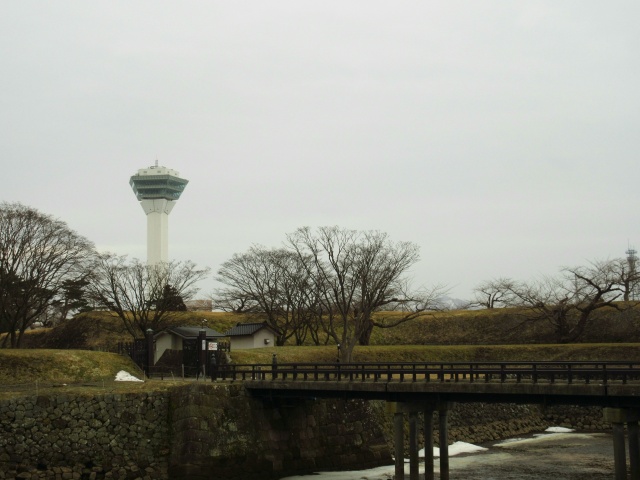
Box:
130, 162, 188, 265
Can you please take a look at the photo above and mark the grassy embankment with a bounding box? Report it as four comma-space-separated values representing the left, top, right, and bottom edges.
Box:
2, 305, 640, 391
3, 343, 640, 387
14, 301, 640, 351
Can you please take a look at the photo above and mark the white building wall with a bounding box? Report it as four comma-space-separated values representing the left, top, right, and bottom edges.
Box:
230, 329, 277, 350
251, 329, 276, 347
230, 336, 255, 350
154, 332, 183, 363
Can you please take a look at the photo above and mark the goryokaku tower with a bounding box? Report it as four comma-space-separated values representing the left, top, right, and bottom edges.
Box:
129, 162, 188, 265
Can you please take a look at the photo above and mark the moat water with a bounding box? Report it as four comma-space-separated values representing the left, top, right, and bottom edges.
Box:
280, 430, 615, 479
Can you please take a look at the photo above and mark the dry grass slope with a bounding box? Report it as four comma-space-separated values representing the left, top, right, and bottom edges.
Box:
0, 350, 140, 383
3, 305, 640, 390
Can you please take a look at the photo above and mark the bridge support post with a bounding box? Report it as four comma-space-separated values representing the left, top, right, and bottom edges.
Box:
604, 407, 640, 480
393, 411, 405, 480
409, 411, 419, 480
424, 407, 435, 480
439, 403, 451, 480
613, 421, 627, 480
629, 419, 640, 480
387, 402, 453, 480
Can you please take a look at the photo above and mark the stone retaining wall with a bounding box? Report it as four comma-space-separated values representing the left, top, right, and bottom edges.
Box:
168, 383, 391, 479
444, 403, 609, 445
0, 384, 612, 479
0, 391, 169, 479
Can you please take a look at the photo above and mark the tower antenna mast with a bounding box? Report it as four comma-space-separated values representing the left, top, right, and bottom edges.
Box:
626, 244, 638, 301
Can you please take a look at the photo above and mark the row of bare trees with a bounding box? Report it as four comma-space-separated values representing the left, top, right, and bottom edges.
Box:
472, 259, 640, 343
4, 201, 638, 352
0, 202, 209, 347
214, 226, 447, 362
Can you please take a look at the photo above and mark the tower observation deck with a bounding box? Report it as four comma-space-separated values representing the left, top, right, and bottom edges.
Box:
130, 163, 188, 265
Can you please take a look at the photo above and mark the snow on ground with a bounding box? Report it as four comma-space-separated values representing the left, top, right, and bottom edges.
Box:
545, 426, 575, 433
114, 370, 143, 382
279, 427, 578, 480
280, 464, 396, 480
419, 441, 488, 458
495, 426, 575, 446
280, 440, 488, 479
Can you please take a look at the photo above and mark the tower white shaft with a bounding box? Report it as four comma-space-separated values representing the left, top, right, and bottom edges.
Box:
130, 164, 188, 265
141, 199, 176, 265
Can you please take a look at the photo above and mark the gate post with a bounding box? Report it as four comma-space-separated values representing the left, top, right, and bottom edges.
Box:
198, 326, 207, 379
145, 329, 154, 378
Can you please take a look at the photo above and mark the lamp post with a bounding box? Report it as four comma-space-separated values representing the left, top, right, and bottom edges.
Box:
337, 343, 341, 363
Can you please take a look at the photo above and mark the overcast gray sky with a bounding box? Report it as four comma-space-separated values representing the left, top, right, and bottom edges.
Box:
2, 1, 639, 302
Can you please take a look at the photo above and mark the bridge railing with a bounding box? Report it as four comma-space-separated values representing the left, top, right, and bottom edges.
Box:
215, 361, 640, 385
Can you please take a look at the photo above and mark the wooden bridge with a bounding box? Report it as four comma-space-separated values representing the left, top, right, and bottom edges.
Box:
215, 361, 640, 480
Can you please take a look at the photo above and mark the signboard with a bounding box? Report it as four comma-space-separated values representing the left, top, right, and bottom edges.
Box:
208, 342, 218, 351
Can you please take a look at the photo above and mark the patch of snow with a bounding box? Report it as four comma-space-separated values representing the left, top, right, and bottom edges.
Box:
497, 431, 593, 449
281, 442, 488, 480
495, 427, 575, 447
114, 370, 143, 382
496, 437, 526, 445
419, 441, 487, 459
545, 426, 574, 433
280, 465, 395, 479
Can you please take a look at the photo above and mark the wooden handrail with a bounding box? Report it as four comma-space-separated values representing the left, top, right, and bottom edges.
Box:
213, 361, 640, 386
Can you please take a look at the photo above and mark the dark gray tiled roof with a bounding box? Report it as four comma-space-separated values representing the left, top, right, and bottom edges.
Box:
223, 322, 272, 337
163, 326, 225, 339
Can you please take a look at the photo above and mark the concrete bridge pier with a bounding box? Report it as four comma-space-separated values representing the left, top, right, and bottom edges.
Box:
604, 408, 640, 480
388, 401, 453, 480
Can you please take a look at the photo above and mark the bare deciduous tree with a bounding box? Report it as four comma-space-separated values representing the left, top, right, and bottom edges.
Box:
288, 226, 447, 362
0, 202, 95, 347
472, 277, 516, 309
86, 253, 209, 339
213, 246, 319, 345
507, 260, 626, 343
